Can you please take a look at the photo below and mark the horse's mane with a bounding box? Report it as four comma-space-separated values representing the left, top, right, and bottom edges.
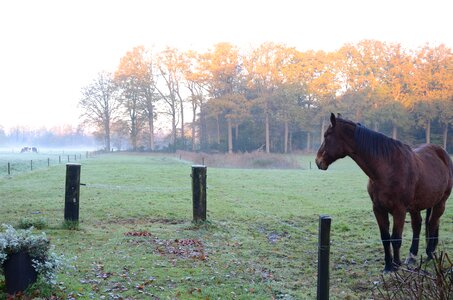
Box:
353, 124, 405, 159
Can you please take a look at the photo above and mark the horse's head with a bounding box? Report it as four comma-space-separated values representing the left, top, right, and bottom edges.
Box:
315, 113, 353, 170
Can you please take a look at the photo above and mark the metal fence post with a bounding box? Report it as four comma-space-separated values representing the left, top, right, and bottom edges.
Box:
191, 165, 207, 222
317, 215, 332, 300
64, 163, 81, 222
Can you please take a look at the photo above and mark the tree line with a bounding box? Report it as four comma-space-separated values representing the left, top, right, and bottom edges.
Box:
79, 40, 453, 153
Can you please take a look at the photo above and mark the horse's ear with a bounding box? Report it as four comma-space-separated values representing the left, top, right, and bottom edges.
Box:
330, 113, 336, 127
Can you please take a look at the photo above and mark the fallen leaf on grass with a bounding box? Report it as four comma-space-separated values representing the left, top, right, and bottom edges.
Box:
124, 231, 153, 237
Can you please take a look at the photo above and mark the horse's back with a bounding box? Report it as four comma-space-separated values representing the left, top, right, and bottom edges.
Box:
415, 144, 453, 172
413, 144, 453, 205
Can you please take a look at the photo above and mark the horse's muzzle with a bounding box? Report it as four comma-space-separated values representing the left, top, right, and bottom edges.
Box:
315, 155, 328, 170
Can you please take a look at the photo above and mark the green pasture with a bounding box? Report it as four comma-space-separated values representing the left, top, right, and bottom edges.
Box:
0, 153, 452, 299
0, 150, 86, 176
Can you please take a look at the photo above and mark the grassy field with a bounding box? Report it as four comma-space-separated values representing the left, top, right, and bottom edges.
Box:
0, 150, 86, 176
0, 152, 452, 299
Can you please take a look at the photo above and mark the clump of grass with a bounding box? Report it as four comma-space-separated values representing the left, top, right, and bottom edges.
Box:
375, 251, 453, 299
61, 220, 79, 230
189, 219, 215, 230
17, 216, 48, 230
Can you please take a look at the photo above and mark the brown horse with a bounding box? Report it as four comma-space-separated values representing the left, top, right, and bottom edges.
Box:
316, 113, 453, 272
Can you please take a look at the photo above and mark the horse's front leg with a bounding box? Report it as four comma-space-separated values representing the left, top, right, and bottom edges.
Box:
391, 211, 406, 267
373, 206, 393, 272
405, 211, 422, 266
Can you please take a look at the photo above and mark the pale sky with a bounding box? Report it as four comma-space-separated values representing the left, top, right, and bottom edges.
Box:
0, 0, 452, 131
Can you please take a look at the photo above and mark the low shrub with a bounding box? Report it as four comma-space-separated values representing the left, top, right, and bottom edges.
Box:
375, 252, 453, 299
177, 151, 302, 169
17, 217, 47, 230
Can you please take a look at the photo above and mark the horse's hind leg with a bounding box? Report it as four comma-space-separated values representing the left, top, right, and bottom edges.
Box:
426, 202, 446, 259
405, 211, 422, 266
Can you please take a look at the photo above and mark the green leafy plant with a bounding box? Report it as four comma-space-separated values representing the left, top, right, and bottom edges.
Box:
17, 217, 47, 230
0, 224, 65, 285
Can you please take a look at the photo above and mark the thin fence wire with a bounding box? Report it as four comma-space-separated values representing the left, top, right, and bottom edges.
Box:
80, 180, 453, 247
84, 183, 191, 193
0, 152, 92, 177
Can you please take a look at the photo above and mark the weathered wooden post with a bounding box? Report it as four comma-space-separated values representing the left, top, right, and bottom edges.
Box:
47, 158, 50, 167
191, 165, 207, 222
7, 162, 10, 175
317, 215, 331, 300
30, 160, 33, 171
64, 163, 81, 222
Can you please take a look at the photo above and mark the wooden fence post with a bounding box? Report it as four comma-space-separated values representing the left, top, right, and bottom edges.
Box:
64, 163, 81, 222
191, 165, 207, 222
7, 162, 10, 175
317, 215, 332, 300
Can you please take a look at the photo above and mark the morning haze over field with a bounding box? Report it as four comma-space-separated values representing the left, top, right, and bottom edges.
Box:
0, 0, 452, 153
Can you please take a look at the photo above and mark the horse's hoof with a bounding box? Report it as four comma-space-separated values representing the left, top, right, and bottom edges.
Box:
383, 265, 398, 273
405, 253, 417, 267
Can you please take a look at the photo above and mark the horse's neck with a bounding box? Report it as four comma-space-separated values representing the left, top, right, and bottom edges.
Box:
349, 152, 386, 180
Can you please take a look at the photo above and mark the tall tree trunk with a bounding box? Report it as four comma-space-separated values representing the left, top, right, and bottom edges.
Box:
216, 115, 220, 145
180, 97, 185, 149
191, 105, 196, 151
227, 118, 233, 154
426, 119, 431, 144
320, 118, 326, 143
265, 111, 270, 153
131, 116, 137, 151
200, 103, 207, 151
105, 119, 111, 151
306, 131, 311, 152
289, 131, 292, 153
172, 108, 177, 152
392, 125, 398, 140
148, 110, 154, 151
443, 123, 448, 149
284, 120, 289, 153
235, 124, 239, 141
